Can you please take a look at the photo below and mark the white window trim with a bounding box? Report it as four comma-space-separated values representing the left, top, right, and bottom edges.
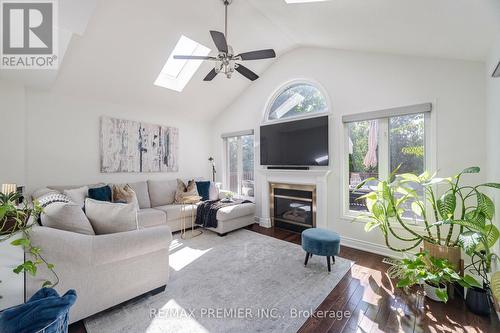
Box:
341, 102, 437, 229
263, 78, 332, 125
222, 131, 255, 200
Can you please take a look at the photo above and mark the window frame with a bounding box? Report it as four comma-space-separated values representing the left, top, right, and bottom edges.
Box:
263, 79, 331, 125
342, 105, 436, 226
222, 131, 255, 200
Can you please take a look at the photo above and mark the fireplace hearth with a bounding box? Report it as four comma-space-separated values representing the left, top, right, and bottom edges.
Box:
270, 183, 316, 233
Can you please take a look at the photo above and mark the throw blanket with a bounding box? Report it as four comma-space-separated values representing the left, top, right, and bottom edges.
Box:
0, 288, 77, 333
195, 199, 251, 228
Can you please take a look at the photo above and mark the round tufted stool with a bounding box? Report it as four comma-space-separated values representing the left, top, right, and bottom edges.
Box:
301, 228, 340, 272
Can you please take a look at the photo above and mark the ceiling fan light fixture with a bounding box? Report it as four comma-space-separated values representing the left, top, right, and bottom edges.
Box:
173, 0, 276, 82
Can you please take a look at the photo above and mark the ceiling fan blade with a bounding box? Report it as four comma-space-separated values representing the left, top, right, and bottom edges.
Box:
237, 49, 276, 61
173, 55, 215, 60
235, 64, 259, 81
210, 30, 228, 53
204, 68, 218, 81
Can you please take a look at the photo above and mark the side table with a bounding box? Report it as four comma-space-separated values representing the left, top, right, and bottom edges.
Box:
180, 196, 202, 239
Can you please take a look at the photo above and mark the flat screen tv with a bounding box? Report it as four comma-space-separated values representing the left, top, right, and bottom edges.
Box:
260, 115, 329, 166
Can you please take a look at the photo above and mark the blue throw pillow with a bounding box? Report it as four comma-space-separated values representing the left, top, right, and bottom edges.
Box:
196, 181, 211, 201
88, 185, 112, 202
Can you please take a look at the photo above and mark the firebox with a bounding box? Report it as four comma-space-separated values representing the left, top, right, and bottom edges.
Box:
270, 183, 316, 233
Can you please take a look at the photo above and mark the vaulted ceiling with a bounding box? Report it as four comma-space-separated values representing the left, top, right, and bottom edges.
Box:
1, 0, 499, 120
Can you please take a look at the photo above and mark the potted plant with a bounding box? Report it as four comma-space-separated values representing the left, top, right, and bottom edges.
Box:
355, 166, 500, 271
462, 250, 499, 316
223, 191, 235, 202
0, 192, 58, 291
388, 251, 481, 303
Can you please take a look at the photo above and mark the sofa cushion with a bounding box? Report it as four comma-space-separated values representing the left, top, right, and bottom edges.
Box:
154, 204, 197, 222
216, 202, 255, 221
88, 185, 112, 202
85, 198, 138, 234
128, 181, 151, 209
147, 179, 177, 207
31, 187, 60, 201
63, 186, 89, 208
40, 202, 95, 235
137, 208, 166, 228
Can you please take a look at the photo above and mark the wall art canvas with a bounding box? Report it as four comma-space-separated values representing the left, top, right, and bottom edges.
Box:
100, 116, 179, 173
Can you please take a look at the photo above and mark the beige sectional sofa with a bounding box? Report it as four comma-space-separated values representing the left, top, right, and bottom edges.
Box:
26, 178, 255, 323
132, 179, 256, 234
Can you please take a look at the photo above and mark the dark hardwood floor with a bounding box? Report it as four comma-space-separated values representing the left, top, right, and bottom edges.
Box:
69, 225, 499, 333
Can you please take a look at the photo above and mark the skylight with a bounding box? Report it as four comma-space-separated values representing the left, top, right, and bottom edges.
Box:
154, 36, 211, 92
285, 0, 330, 3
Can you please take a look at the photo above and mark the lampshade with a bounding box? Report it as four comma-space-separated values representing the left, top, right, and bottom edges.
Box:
1, 184, 17, 195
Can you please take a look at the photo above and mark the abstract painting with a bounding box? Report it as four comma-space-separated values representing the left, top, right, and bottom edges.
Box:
100, 116, 179, 173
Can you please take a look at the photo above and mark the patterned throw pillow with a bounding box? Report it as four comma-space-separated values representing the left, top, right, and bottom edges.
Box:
174, 179, 200, 203
112, 184, 139, 210
37, 193, 71, 208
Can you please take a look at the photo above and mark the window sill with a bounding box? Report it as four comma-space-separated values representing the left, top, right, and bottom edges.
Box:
341, 212, 428, 232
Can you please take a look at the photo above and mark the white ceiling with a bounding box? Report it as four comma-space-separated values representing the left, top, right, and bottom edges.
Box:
1, 0, 499, 120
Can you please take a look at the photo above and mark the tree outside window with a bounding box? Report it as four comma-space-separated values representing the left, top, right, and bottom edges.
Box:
347, 113, 426, 220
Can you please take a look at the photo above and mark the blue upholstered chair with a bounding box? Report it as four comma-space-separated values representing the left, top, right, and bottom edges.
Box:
301, 228, 340, 272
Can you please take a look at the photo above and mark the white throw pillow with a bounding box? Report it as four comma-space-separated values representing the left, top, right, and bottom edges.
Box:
41, 202, 95, 235
63, 186, 89, 208
209, 182, 219, 201
85, 198, 138, 234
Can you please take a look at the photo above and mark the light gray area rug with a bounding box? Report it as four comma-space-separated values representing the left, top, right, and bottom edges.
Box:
84, 229, 352, 333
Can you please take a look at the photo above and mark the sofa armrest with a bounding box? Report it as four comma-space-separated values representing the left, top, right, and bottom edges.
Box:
29, 226, 93, 266
30, 225, 172, 266
92, 225, 172, 265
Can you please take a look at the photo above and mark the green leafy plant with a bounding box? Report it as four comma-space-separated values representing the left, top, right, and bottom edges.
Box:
355, 166, 500, 259
491, 271, 500, 304
388, 252, 481, 302
0, 192, 58, 288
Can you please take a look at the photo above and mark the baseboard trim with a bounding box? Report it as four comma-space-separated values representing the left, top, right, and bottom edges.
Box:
341, 236, 403, 259
255, 216, 272, 228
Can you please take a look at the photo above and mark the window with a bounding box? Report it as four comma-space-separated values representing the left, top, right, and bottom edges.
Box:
154, 35, 211, 92
267, 82, 328, 122
223, 132, 255, 198
344, 104, 432, 221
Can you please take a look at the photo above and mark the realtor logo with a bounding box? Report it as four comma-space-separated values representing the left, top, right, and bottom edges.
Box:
1, 0, 58, 69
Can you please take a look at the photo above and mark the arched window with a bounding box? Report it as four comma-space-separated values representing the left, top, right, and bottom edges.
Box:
266, 81, 328, 122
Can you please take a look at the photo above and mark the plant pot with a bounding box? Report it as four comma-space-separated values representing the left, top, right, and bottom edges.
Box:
423, 240, 461, 272
465, 287, 491, 316
424, 281, 447, 302
0, 217, 20, 235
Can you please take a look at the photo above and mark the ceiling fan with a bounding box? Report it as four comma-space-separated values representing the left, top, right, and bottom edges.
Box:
173, 0, 276, 81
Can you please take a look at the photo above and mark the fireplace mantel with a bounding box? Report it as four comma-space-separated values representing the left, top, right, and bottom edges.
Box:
257, 168, 331, 229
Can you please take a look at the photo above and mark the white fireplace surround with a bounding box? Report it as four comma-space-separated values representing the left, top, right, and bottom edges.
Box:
257, 168, 331, 229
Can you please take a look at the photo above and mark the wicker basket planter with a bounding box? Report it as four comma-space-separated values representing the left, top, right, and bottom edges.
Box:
423, 240, 461, 272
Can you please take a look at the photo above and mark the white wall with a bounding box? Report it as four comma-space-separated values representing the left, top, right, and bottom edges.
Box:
0, 80, 26, 187
486, 41, 500, 261
24, 90, 211, 192
211, 47, 486, 255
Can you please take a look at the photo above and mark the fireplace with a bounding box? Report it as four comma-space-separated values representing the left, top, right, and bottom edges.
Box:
270, 183, 316, 233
